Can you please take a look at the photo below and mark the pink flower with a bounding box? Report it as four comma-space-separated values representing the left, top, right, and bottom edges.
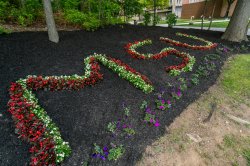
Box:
154, 121, 160, 127
159, 106, 165, 110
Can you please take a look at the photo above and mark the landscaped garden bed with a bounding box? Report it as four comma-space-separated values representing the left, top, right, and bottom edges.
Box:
0, 25, 249, 166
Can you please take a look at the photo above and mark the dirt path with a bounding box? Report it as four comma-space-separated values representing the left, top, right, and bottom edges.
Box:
137, 57, 250, 166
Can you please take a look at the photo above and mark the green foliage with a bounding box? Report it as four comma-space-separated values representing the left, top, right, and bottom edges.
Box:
166, 13, 177, 27
123, 0, 143, 18
62, 0, 81, 10
141, 0, 170, 9
153, 14, 160, 26
64, 10, 101, 31
223, 135, 237, 148
124, 107, 130, 117
143, 12, 151, 26
178, 78, 187, 91
191, 74, 199, 85
108, 145, 125, 161
82, 13, 101, 31
0, 0, 42, 26
107, 121, 117, 133
93, 143, 103, 154
242, 149, 250, 165
140, 100, 148, 110
0, 0, 10, 22
64, 9, 86, 24
0, 26, 11, 34
123, 128, 135, 135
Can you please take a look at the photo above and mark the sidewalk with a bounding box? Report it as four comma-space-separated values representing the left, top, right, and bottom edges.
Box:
176, 19, 229, 26
157, 24, 250, 36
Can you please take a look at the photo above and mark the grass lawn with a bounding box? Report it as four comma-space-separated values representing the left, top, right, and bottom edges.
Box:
221, 54, 250, 103
177, 21, 229, 28
159, 18, 230, 28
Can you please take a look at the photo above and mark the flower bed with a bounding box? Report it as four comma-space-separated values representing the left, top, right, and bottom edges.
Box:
6, 32, 219, 165
125, 40, 196, 76
160, 32, 217, 50
8, 54, 153, 165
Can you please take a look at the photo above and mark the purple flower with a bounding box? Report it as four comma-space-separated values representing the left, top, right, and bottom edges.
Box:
158, 95, 163, 100
104, 151, 109, 156
122, 124, 127, 128
159, 105, 165, 110
177, 90, 181, 97
161, 100, 165, 104
223, 47, 228, 53
146, 107, 151, 113
154, 121, 160, 127
92, 153, 97, 158
167, 100, 171, 105
150, 118, 153, 123
103, 146, 108, 152
154, 119, 160, 127
100, 156, 106, 160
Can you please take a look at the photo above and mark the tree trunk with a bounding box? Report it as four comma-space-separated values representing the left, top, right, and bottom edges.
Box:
153, 0, 157, 26
208, 0, 216, 30
201, 0, 208, 30
225, 2, 231, 18
42, 0, 59, 43
222, 0, 250, 42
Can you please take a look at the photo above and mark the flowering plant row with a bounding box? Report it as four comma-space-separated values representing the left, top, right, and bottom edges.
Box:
160, 32, 217, 50
8, 54, 154, 165
125, 39, 196, 76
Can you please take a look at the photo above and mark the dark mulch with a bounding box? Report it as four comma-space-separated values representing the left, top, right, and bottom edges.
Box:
0, 25, 249, 166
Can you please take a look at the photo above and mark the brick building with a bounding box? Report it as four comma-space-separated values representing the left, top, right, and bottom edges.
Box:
169, 0, 237, 19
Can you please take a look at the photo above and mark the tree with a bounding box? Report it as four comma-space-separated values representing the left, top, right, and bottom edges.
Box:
142, 0, 169, 26
222, 0, 250, 42
224, 0, 235, 18
119, 0, 142, 22
42, 0, 59, 43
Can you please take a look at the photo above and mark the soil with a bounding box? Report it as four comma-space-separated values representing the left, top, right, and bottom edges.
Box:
0, 24, 249, 166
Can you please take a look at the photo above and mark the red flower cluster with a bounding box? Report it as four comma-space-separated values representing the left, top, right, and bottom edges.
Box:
26, 59, 103, 91
108, 57, 152, 85
160, 35, 217, 50
125, 42, 191, 72
8, 83, 56, 166
164, 50, 190, 72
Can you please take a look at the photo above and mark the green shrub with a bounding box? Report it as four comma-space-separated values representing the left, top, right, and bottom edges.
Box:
0, 26, 11, 34
0, 0, 11, 22
143, 12, 151, 26
166, 13, 177, 27
65, 10, 101, 31
10, 9, 35, 26
62, 0, 81, 10
153, 14, 160, 26
82, 13, 101, 31
64, 9, 86, 24
108, 145, 125, 161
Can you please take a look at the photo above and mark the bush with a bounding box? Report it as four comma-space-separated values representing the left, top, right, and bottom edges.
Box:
0, 26, 11, 34
10, 8, 36, 26
153, 14, 160, 26
0, 0, 11, 22
166, 13, 177, 28
64, 9, 86, 24
64, 10, 101, 31
82, 13, 101, 31
143, 12, 151, 26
